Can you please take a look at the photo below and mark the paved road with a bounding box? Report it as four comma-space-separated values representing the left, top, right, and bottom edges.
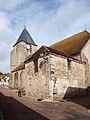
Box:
0, 85, 90, 120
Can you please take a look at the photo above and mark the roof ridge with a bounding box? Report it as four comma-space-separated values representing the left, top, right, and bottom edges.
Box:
50, 30, 90, 47
50, 30, 90, 56
24, 45, 85, 64
68, 30, 90, 38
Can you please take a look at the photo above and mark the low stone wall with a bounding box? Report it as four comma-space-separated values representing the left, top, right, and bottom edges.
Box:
63, 87, 88, 99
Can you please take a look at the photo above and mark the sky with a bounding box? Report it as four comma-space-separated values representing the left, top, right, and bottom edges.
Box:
0, 0, 90, 73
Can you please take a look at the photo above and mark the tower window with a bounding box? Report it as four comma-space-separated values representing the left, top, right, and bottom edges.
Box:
30, 45, 32, 53
26, 44, 32, 53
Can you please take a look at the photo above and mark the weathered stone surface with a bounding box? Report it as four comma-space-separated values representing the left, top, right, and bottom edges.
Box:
81, 38, 90, 86
10, 32, 90, 101
25, 57, 52, 100
10, 41, 37, 72
49, 54, 86, 100
10, 52, 87, 100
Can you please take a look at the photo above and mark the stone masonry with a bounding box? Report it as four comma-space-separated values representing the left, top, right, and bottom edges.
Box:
10, 29, 90, 101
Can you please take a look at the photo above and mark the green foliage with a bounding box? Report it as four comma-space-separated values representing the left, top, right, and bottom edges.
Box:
21, 88, 26, 96
0, 72, 3, 75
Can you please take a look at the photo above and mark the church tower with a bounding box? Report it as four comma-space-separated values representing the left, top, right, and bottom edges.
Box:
10, 27, 37, 72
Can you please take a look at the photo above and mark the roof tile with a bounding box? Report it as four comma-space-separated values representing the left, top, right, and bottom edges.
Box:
50, 31, 90, 56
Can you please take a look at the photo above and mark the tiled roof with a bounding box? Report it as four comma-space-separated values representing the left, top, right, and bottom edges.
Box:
50, 31, 90, 56
13, 28, 37, 47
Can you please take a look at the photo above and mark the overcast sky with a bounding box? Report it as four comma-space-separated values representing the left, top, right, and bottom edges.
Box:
0, 0, 90, 73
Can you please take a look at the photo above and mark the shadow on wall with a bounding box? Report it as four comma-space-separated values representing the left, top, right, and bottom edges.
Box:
0, 92, 49, 120
64, 86, 90, 110
64, 87, 88, 99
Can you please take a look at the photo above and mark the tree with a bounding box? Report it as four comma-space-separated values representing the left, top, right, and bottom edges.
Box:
0, 72, 3, 75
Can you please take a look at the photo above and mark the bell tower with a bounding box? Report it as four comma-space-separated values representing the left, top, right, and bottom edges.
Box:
10, 27, 37, 72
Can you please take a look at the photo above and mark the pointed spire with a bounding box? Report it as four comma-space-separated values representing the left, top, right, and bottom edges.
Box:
13, 28, 37, 47
24, 25, 26, 29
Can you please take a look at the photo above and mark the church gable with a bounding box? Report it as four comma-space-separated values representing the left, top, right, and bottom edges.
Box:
81, 38, 90, 56
81, 38, 90, 86
25, 45, 84, 64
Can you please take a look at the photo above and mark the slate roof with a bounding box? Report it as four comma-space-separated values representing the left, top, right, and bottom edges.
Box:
13, 28, 37, 46
50, 31, 90, 56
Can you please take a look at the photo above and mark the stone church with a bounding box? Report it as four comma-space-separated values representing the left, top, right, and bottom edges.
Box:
10, 27, 90, 100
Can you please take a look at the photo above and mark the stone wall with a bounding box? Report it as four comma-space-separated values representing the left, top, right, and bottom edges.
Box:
10, 41, 37, 72
10, 52, 87, 101
49, 54, 86, 100
9, 69, 26, 89
81, 38, 90, 86
9, 73, 15, 89
24, 53, 86, 101
25, 56, 53, 100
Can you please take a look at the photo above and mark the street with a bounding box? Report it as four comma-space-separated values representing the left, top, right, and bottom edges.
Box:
0, 85, 90, 120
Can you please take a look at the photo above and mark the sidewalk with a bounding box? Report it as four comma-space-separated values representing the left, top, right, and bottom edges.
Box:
0, 85, 90, 120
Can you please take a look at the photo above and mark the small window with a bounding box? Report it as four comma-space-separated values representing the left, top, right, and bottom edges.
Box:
34, 59, 38, 73
51, 71, 55, 74
30, 45, 32, 53
67, 59, 71, 70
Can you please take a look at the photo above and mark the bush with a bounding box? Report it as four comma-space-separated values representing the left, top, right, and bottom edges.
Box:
21, 88, 26, 96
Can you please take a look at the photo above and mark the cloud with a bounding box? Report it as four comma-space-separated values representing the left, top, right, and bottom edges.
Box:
0, 12, 16, 73
0, 58, 10, 74
40, 0, 90, 43
0, 0, 25, 11
18, 0, 90, 45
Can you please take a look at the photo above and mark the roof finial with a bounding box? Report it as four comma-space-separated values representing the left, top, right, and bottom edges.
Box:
85, 24, 87, 31
24, 25, 26, 29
